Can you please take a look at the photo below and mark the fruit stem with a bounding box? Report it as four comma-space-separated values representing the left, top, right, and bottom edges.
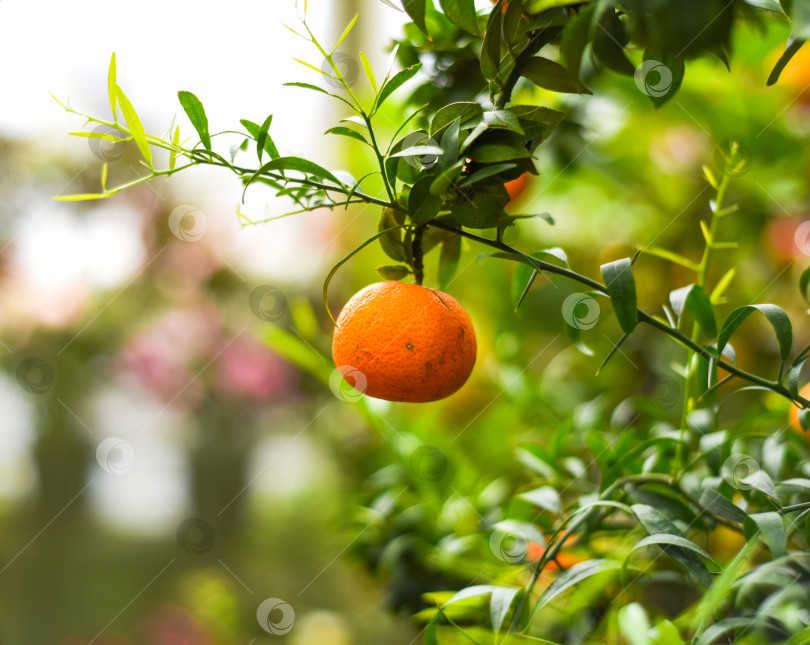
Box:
413, 225, 425, 285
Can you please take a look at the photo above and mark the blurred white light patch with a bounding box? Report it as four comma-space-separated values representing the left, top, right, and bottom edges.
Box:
0, 375, 37, 502
247, 433, 336, 502
87, 386, 189, 535
581, 97, 628, 141
11, 202, 145, 291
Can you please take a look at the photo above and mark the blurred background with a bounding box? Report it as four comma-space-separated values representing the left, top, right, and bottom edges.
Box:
1, 0, 809, 643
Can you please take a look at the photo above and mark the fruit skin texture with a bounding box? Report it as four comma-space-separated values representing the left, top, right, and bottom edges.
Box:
332, 282, 476, 403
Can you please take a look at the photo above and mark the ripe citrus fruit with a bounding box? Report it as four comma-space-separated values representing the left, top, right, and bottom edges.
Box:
331, 281, 476, 403
505, 173, 529, 203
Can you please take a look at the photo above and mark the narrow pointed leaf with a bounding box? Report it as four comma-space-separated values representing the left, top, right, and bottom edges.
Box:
601, 258, 637, 333
177, 90, 211, 151
116, 86, 152, 165
108, 52, 117, 119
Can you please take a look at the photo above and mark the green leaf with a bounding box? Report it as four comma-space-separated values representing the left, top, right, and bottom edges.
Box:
559, 4, 595, 78
325, 126, 368, 145
451, 183, 509, 229
800, 266, 810, 303
241, 119, 281, 161
530, 560, 621, 618
249, 156, 342, 187
402, 0, 428, 35
438, 235, 461, 290
521, 57, 592, 94
592, 9, 635, 76
177, 90, 211, 151
601, 258, 637, 334
739, 470, 780, 500
491, 587, 520, 633
431, 102, 484, 137
519, 485, 561, 513
669, 284, 717, 338
468, 138, 532, 163
642, 246, 699, 271
744, 512, 787, 557
439, 0, 480, 35
375, 265, 412, 281
480, 1, 503, 80
528, 0, 586, 11
54, 192, 116, 201
409, 175, 443, 225
698, 487, 747, 524
628, 534, 714, 563
359, 52, 377, 91
108, 52, 117, 119
717, 304, 793, 365
483, 110, 524, 134
116, 86, 152, 165
256, 114, 275, 163
630, 505, 713, 587
375, 64, 422, 112
379, 207, 406, 262
333, 14, 358, 51
768, 36, 806, 85
785, 0, 810, 38
638, 52, 684, 108
460, 163, 517, 187
788, 357, 807, 398
169, 126, 180, 171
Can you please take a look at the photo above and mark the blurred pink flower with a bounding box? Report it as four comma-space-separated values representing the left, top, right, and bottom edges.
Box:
214, 337, 296, 402
119, 304, 220, 405
143, 605, 213, 645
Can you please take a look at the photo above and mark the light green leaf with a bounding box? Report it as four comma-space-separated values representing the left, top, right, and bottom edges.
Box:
521, 57, 592, 94
360, 52, 377, 91
333, 14, 358, 51
116, 86, 152, 165
744, 512, 787, 557
108, 52, 117, 120
669, 284, 717, 338
177, 90, 211, 151
439, 0, 480, 35
402, 0, 428, 35
601, 258, 638, 334
531, 560, 621, 618
375, 63, 423, 112
490, 587, 520, 633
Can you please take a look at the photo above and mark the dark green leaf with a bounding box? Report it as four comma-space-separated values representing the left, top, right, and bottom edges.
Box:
670, 284, 717, 339
451, 183, 509, 229
744, 512, 786, 557
717, 304, 793, 365
481, 1, 503, 80
438, 235, 461, 290
468, 137, 532, 163
638, 52, 684, 108
375, 265, 412, 281
559, 4, 596, 78
431, 102, 484, 137
800, 266, 810, 303
592, 9, 635, 76
379, 207, 406, 262
788, 357, 807, 398
375, 63, 423, 111
698, 487, 747, 524
521, 57, 592, 94
601, 258, 638, 334
483, 110, 524, 133
460, 163, 517, 187
409, 175, 443, 224
178, 90, 211, 151
251, 156, 342, 186
769, 37, 806, 85
325, 126, 368, 144
241, 119, 281, 162
439, 0, 480, 35
402, 0, 428, 35
257, 114, 279, 163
